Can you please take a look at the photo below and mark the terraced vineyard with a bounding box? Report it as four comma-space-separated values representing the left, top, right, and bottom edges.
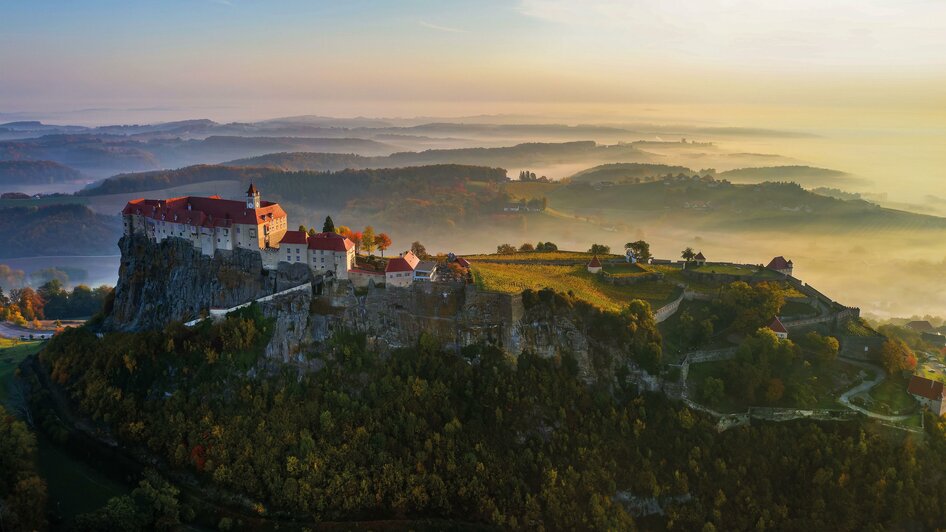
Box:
470, 262, 681, 312
463, 251, 623, 263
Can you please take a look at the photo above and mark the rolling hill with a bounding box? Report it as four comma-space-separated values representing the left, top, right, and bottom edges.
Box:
0, 160, 85, 185
0, 204, 122, 258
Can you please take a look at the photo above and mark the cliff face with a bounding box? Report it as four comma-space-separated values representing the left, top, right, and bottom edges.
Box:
108, 236, 636, 382
104, 235, 313, 331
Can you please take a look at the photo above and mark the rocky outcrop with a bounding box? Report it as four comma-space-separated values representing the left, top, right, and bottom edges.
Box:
104, 235, 314, 331
106, 236, 640, 382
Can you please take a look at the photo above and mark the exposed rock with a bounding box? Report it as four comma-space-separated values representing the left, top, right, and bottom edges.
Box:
104, 235, 314, 331
106, 236, 639, 382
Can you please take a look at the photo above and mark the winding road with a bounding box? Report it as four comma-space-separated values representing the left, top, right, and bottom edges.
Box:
836, 357, 914, 422
0, 321, 55, 340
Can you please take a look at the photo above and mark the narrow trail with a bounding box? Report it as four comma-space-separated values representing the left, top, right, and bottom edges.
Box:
836, 357, 915, 422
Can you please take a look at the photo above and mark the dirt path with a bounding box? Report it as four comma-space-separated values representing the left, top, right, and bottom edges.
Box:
836, 358, 914, 422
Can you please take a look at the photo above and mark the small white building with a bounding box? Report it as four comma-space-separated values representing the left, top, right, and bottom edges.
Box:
305, 232, 356, 279
385, 251, 420, 287
766, 256, 794, 276
768, 317, 789, 339
907, 375, 946, 415
587, 255, 602, 274
414, 260, 438, 282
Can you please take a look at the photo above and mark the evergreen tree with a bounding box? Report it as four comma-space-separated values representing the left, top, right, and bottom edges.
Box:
322, 216, 335, 233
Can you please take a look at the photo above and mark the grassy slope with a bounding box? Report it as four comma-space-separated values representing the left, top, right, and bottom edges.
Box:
0, 338, 42, 402
471, 262, 680, 312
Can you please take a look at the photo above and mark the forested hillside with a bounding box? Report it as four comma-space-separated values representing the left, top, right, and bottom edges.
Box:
0, 135, 396, 177
517, 178, 946, 232
33, 301, 946, 530
0, 204, 122, 258
226, 141, 648, 173
0, 160, 84, 185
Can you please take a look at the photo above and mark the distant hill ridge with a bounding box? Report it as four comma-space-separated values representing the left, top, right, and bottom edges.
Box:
0, 160, 85, 185
0, 203, 122, 258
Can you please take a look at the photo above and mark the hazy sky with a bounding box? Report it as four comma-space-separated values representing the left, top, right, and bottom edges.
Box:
2, 0, 945, 123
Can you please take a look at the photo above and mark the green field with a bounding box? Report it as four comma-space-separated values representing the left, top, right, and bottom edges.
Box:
867, 376, 918, 416
602, 262, 650, 277
0, 338, 43, 403
471, 262, 681, 312
0, 196, 88, 208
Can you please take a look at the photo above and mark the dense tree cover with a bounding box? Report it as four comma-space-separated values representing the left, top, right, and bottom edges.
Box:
0, 405, 48, 530
260, 165, 510, 231
36, 303, 946, 529
880, 338, 918, 376
38, 280, 112, 319
717, 281, 786, 333
0, 281, 111, 323
0, 160, 84, 185
588, 244, 611, 255
0, 204, 123, 258
535, 242, 558, 252
711, 329, 840, 408
73, 470, 186, 531
0, 286, 44, 325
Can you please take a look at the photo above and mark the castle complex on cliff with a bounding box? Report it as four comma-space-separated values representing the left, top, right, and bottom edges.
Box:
122, 185, 357, 279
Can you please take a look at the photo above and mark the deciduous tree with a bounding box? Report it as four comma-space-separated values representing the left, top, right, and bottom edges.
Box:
375, 233, 392, 257
362, 226, 376, 255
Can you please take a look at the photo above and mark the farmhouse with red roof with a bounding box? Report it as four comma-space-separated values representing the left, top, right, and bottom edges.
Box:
586, 255, 602, 273
693, 251, 706, 266
385, 250, 421, 287
766, 256, 794, 276
907, 375, 946, 415
767, 317, 789, 339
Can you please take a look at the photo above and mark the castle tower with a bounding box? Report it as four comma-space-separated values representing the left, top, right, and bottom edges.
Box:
246, 183, 261, 209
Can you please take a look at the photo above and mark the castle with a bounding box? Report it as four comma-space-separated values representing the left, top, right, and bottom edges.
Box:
122, 185, 356, 279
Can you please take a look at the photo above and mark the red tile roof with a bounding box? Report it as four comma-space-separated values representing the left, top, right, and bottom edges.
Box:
767, 256, 793, 270
694, 251, 706, 261
455, 257, 471, 268
386, 251, 420, 273
122, 195, 286, 229
587, 255, 602, 268
768, 317, 788, 334
307, 231, 354, 252
907, 375, 945, 401
279, 230, 309, 245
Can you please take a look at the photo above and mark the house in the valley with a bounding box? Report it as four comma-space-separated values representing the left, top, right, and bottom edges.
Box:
907, 375, 946, 415
385, 250, 420, 288
693, 251, 706, 267
766, 256, 794, 276
768, 317, 789, 339
587, 255, 602, 273
906, 320, 934, 332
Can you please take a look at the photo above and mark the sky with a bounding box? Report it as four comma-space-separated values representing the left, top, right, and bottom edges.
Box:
2, 0, 945, 124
